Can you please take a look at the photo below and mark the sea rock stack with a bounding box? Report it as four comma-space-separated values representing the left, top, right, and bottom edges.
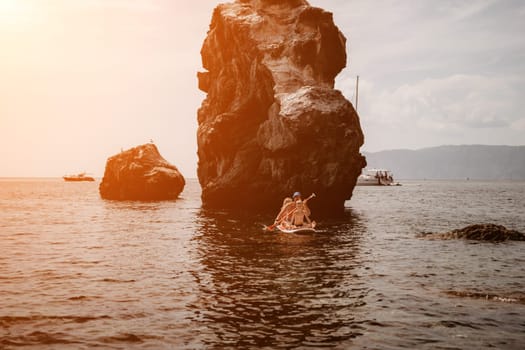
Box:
99, 144, 185, 200
197, 0, 365, 214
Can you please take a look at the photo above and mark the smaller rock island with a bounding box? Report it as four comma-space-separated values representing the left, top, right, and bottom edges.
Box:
99, 144, 185, 201
423, 223, 525, 242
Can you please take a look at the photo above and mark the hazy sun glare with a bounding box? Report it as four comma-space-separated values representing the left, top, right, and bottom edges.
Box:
0, 0, 35, 27
0, 0, 217, 177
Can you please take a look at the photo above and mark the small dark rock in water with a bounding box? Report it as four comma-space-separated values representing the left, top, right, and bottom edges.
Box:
99, 144, 185, 200
445, 290, 525, 304
424, 223, 525, 242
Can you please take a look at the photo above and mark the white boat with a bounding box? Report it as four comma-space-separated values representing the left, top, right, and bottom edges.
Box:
357, 168, 395, 186
63, 172, 95, 182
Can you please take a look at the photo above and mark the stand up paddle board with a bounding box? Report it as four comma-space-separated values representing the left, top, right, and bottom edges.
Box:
276, 224, 317, 234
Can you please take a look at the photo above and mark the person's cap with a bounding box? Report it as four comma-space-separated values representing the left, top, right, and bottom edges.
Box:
293, 191, 301, 198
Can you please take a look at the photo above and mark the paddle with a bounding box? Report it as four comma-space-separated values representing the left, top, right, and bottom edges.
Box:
264, 193, 316, 232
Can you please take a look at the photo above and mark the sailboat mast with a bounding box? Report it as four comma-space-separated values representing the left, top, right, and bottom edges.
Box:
355, 75, 359, 112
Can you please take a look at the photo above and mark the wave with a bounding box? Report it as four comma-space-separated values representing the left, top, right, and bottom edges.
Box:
98, 333, 144, 343
99, 278, 137, 283
1, 331, 78, 347
0, 314, 111, 327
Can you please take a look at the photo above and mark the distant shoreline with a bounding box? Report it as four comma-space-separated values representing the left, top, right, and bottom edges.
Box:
364, 145, 525, 180
1, 177, 524, 183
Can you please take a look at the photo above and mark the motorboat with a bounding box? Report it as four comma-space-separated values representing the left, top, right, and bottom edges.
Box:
63, 172, 95, 182
357, 168, 395, 186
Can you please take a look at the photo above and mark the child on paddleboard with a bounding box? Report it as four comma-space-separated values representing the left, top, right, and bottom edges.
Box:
290, 199, 315, 228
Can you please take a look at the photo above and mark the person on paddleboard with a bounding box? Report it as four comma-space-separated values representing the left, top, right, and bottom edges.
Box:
272, 197, 294, 227
274, 192, 314, 228
292, 192, 311, 217
290, 199, 314, 228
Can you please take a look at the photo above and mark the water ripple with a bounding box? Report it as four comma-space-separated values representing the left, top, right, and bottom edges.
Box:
0, 179, 524, 348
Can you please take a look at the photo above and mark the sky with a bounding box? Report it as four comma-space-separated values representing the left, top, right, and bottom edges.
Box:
1, 0, 524, 177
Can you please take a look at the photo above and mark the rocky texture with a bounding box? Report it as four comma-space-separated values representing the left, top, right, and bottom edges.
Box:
422, 224, 525, 242
445, 290, 525, 304
99, 144, 185, 200
197, 0, 365, 214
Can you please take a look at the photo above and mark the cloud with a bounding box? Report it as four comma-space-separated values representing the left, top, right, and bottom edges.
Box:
335, 72, 525, 151
321, 0, 525, 151
434, 0, 498, 21
358, 74, 521, 129
512, 118, 525, 131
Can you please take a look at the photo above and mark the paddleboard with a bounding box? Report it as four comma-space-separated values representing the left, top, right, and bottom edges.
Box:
276, 224, 317, 234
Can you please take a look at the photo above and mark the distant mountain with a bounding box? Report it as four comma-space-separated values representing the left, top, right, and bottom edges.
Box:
363, 145, 525, 180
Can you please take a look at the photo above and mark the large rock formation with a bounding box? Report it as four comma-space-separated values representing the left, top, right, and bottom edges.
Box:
197, 0, 365, 214
99, 144, 185, 200
422, 224, 525, 242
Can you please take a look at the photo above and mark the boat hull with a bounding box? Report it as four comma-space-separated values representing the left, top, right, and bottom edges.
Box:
63, 176, 95, 182
356, 178, 393, 186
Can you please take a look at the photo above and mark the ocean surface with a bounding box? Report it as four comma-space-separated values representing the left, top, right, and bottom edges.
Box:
0, 178, 524, 349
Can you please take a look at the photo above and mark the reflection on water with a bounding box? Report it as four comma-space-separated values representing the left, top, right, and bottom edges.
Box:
190, 209, 368, 348
0, 179, 524, 349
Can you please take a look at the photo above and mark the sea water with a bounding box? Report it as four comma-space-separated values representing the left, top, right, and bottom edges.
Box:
0, 178, 524, 349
